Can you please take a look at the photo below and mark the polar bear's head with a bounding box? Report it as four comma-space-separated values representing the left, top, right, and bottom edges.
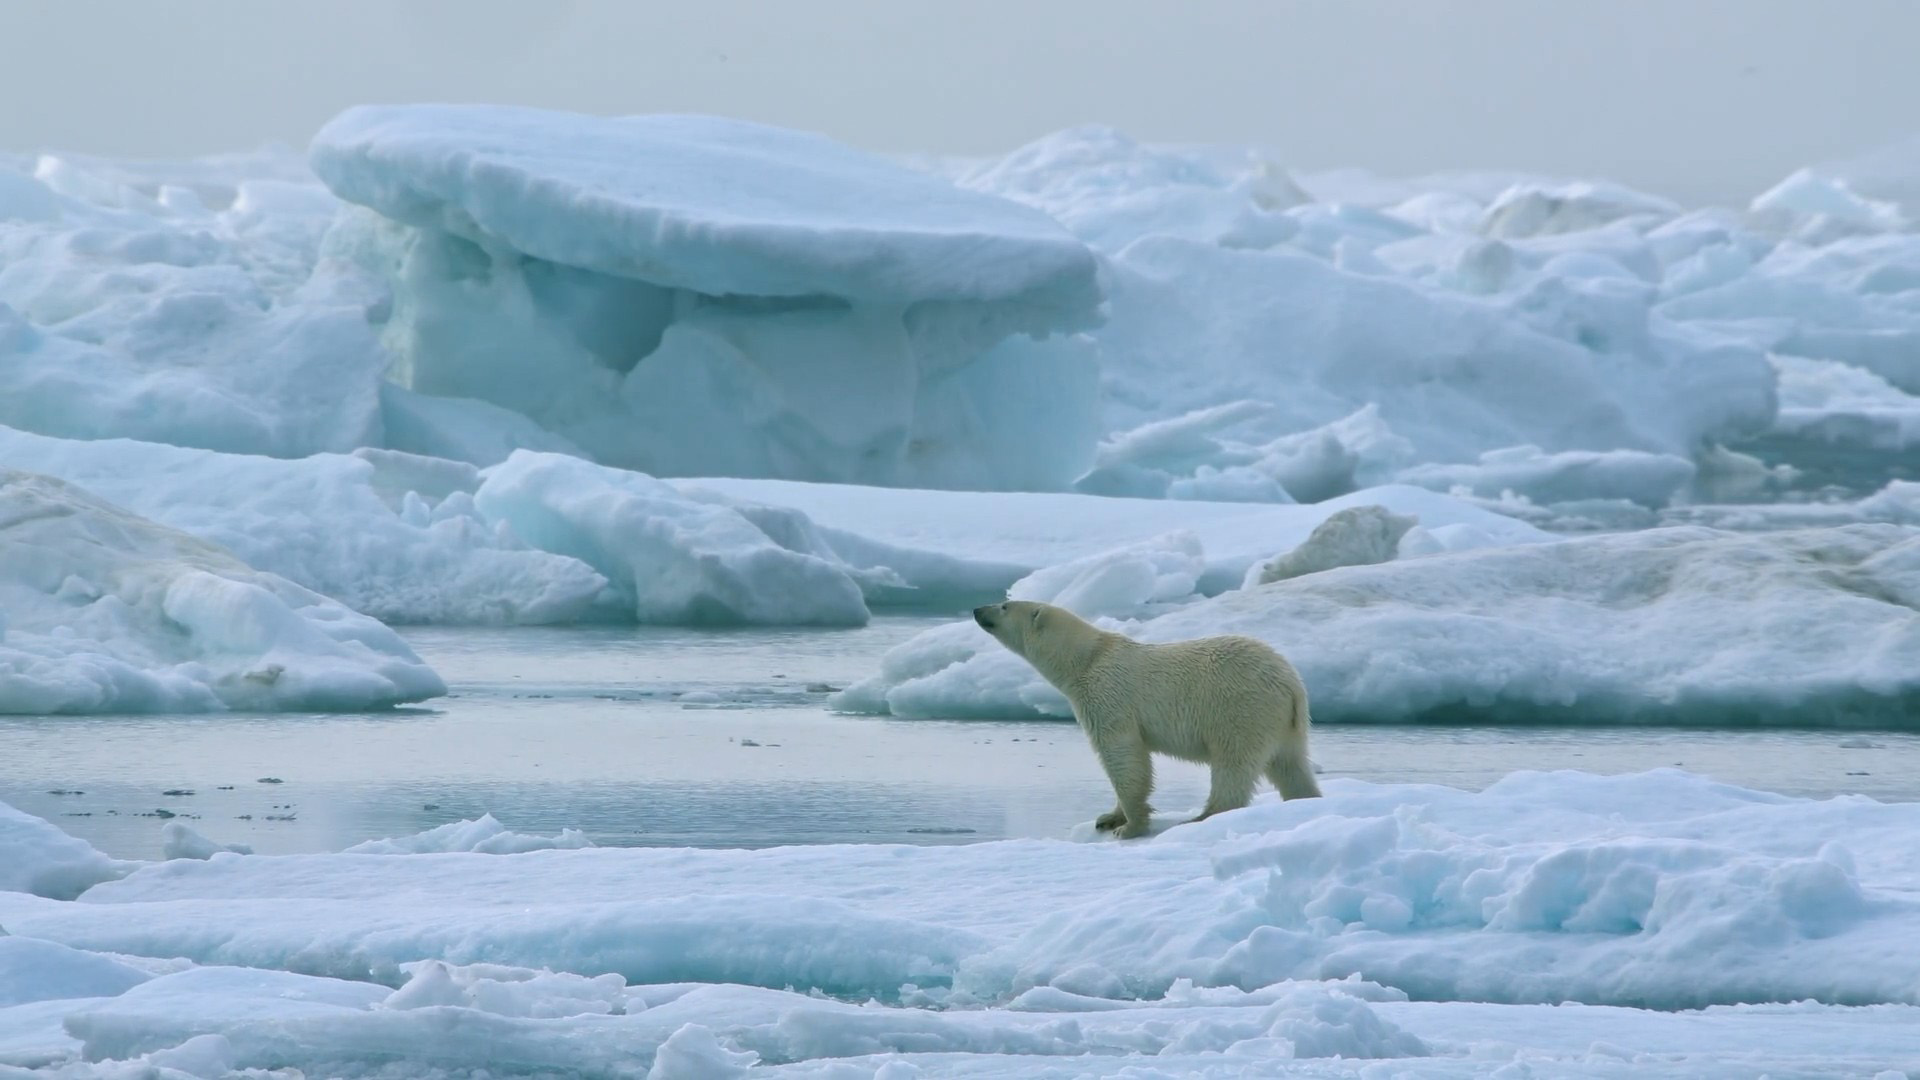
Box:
973, 600, 1107, 687
972, 599, 1055, 655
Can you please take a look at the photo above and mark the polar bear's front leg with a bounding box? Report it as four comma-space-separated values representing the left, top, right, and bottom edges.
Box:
1094, 737, 1154, 839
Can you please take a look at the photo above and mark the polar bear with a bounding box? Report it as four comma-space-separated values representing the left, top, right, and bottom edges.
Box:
973, 600, 1320, 839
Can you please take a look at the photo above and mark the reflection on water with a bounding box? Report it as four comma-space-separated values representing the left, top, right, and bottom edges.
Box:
4, 617, 1917, 859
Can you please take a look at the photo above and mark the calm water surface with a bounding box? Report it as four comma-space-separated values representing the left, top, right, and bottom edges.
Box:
4, 617, 1916, 858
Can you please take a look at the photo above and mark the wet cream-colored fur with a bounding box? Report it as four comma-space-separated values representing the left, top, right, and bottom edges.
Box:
973, 600, 1321, 838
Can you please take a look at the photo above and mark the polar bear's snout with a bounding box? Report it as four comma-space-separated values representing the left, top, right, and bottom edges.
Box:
972, 603, 1003, 629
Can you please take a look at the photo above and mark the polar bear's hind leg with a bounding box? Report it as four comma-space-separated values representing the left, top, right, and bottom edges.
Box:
1190, 760, 1260, 823
1266, 749, 1323, 800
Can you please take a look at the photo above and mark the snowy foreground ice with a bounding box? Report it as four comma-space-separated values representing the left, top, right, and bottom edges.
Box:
4, 769, 1920, 1077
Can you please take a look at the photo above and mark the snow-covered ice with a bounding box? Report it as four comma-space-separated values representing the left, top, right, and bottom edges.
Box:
841, 524, 1920, 725
0, 424, 1544, 631
0, 469, 443, 714
4, 769, 1920, 1076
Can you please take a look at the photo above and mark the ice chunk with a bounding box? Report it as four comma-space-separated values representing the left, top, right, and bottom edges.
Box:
0, 426, 610, 626
0, 469, 445, 714
384, 960, 626, 1019
1480, 180, 1681, 239
0, 801, 130, 899
647, 1023, 759, 1079
1768, 353, 1920, 454
159, 823, 251, 861
345, 814, 592, 856
136, 1033, 235, 1078
1751, 168, 1907, 233
830, 615, 1072, 718
954, 125, 1307, 253
1007, 531, 1205, 618
1248, 505, 1418, 586
1657, 237, 1920, 394
1397, 445, 1699, 508
1666, 480, 1920, 531
1075, 401, 1298, 502
1095, 236, 1774, 471
0, 937, 151, 1007
474, 452, 873, 625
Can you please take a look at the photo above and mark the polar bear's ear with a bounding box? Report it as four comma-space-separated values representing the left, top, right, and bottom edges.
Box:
1030, 607, 1044, 627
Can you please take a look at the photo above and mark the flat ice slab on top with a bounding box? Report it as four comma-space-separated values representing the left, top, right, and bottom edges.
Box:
309, 104, 1100, 309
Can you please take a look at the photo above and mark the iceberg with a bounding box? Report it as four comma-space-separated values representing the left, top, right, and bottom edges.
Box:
310, 105, 1105, 489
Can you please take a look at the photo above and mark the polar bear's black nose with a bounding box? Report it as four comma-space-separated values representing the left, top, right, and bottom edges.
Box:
972, 605, 997, 628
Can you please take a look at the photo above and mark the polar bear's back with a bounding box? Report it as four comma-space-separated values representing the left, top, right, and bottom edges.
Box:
1083, 632, 1307, 762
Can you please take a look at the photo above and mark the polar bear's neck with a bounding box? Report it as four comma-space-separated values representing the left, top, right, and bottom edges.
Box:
1022, 620, 1125, 694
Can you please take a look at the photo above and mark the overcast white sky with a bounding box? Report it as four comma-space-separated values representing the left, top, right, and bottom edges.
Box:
3, 0, 1915, 203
